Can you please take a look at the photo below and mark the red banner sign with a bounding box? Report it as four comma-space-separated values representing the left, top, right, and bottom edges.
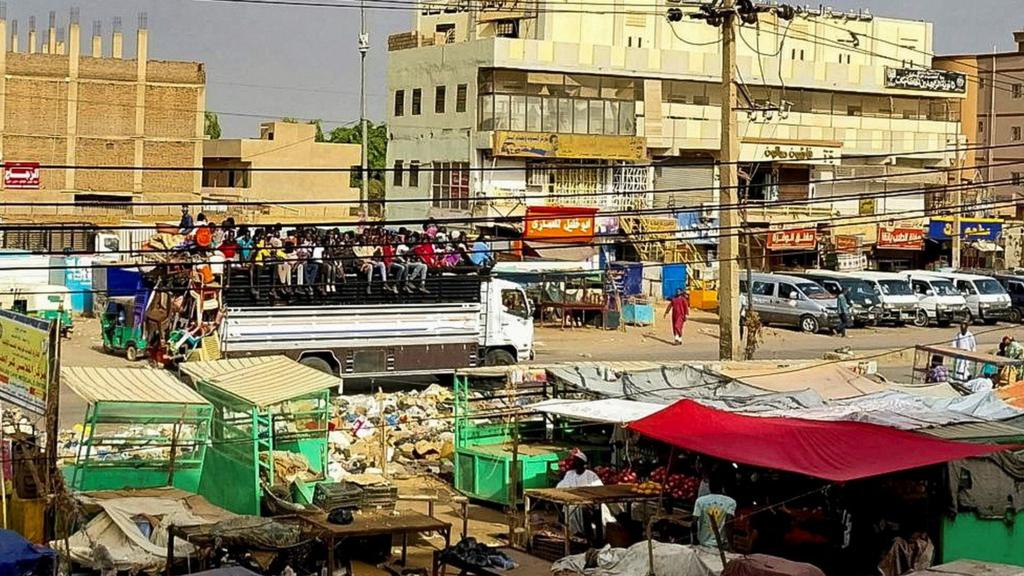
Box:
834, 235, 860, 253
523, 206, 599, 243
878, 226, 924, 250
4, 162, 40, 190
767, 228, 817, 251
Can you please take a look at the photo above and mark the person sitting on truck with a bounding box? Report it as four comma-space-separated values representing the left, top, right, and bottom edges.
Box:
470, 234, 493, 268
380, 230, 407, 290
352, 232, 388, 294
397, 235, 429, 293
276, 238, 297, 296
411, 233, 439, 269
236, 226, 253, 261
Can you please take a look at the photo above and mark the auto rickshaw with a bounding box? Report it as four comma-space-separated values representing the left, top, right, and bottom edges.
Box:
101, 296, 148, 361
0, 283, 73, 335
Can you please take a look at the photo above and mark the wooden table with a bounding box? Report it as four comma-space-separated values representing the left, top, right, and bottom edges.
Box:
524, 485, 662, 557
301, 509, 452, 571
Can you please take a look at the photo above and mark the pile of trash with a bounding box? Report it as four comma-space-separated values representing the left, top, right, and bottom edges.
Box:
327, 384, 456, 480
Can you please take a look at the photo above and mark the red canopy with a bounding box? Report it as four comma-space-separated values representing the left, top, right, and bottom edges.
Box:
627, 400, 1009, 482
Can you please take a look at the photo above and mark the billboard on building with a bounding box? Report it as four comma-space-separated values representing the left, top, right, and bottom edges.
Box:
0, 310, 54, 414
878, 226, 924, 250
523, 206, 599, 243
3, 162, 41, 189
927, 218, 1002, 242
493, 131, 645, 162
884, 67, 967, 93
766, 228, 817, 251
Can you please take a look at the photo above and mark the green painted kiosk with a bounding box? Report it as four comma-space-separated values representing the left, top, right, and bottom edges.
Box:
179, 356, 339, 516
62, 366, 213, 493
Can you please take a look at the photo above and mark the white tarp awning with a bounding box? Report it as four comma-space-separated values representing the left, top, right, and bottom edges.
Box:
529, 398, 665, 424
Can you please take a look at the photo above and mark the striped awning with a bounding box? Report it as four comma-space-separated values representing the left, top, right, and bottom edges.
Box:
62, 366, 210, 405
180, 356, 340, 408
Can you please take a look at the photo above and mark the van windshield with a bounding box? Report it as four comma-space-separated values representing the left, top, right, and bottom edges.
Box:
931, 280, 960, 296
878, 280, 913, 296
976, 279, 1007, 295
797, 282, 831, 300
842, 280, 880, 304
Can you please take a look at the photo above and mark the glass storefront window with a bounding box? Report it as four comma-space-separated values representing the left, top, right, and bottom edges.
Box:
527, 96, 543, 132
589, 100, 604, 135
619, 100, 635, 135
494, 94, 511, 130
542, 98, 558, 132
574, 99, 589, 134
510, 95, 527, 131
604, 101, 619, 135
558, 98, 574, 133
479, 94, 494, 131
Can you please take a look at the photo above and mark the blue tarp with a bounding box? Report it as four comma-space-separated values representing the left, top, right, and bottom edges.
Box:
0, 529, 55, 575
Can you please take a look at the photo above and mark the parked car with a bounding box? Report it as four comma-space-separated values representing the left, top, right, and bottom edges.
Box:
844, 271, 919, 325
790, 270, 882, 327
926, 271, 1011, 324
739, 272, 840, 333
990, 273, 1024, 323
899, 272, 970, 327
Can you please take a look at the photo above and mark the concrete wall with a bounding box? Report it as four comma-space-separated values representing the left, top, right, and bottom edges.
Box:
0, 18, 205, 224
203, 121, 361, 222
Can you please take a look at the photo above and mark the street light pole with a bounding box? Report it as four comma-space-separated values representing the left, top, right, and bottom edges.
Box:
359, 0, 370, 211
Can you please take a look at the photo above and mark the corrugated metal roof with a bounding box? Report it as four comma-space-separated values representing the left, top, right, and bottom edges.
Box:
62, 366, 210, 405
182, 356, 340, 408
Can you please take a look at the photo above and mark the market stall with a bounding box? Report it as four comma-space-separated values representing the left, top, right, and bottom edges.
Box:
62, 366, 213, 493
178, 356, 340, 515
912, 345, 1024, 388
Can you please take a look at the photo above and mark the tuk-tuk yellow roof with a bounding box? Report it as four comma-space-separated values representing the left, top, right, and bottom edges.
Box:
62, 366, 210, 405
179, 356, 340, 408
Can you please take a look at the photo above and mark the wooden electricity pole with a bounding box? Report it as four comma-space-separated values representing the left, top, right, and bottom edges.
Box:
718, 0, 742, 360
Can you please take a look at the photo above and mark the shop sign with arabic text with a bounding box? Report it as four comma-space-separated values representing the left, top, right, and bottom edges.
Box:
927, 218, 1002, 241
523, 205, 600, 242
885, 67, 967, 94
767, 228, 817, 251
878, 226, 924, 250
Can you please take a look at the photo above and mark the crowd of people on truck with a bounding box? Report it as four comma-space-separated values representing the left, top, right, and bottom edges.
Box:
176, 205, 494, 297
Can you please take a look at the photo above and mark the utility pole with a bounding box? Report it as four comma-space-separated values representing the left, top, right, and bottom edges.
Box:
951, 137, 962, 269
717, 0, 742, 360
359, 0, 370, 212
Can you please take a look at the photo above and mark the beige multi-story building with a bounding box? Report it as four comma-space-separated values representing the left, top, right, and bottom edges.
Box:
937, 31, 1024, 216
385, 0, 967, 268
203, 121, 362, 220
0, 12, 205, 224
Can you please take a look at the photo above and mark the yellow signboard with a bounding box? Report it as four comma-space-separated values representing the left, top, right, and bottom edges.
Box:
493, 131, 646, 162
0, 310, 52, 414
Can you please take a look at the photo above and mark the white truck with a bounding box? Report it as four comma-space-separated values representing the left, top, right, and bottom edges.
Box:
845, 271, 920, 325
900, 272, 971, 327
218, 276, 534, 378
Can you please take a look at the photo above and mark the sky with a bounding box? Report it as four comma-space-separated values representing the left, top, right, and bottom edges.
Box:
11, 0, 1022, 136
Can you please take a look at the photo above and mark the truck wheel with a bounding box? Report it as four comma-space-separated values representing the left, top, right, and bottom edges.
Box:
125, 345, 139, 362
300, 356, 336, 375
1011, 308, 1023, 323
799, 315, 819, 334
913, 309, 929, 328
484, 349, 516, 366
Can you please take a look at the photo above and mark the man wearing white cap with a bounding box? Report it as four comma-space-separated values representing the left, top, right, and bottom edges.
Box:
556, 448, 606, 539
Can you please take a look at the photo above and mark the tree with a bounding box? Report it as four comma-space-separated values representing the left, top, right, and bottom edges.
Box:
327, 121, 388, 183
204, 111, 221, 139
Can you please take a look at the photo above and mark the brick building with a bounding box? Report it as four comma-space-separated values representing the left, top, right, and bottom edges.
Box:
0, 12, 205, 225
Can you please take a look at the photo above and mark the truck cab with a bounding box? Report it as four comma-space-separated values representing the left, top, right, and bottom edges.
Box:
481, 278, 534, 365
928, 272, 1011, 324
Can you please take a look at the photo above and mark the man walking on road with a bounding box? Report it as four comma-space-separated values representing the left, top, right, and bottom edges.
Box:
665, 288, 690, 346
836, 287, 851, 338
952, 322, 977, 381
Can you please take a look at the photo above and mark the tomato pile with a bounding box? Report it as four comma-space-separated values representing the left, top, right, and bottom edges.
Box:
650, 466, 701, 500
556, 457, 701, 502
593, 466, 637, 484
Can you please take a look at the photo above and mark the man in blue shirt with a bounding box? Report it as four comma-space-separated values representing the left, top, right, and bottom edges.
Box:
470, 234, 493, 268
692, 478, 737, 548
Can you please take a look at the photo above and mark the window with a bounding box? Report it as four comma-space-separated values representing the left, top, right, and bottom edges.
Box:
435, 23, 455, 43
1013, 172, 1024, 186
394, 90, 405, 117
847, 105, 862, 117
978, 120, 984, 134
435, 85, 446, 114
501, 289, 530, 318
1013, 126, 1022, 142
751, 281, 775, 296
409, 161, 420, 187
456, 84, 467, 113
1009, 281, 1024, 295
431, 162, 470, 209
393, 160, 404, 187
202, 168, 250, 188
956, 280, 977, 295
412, 88, 422, 115
1014, 84, 1024, 99
778, 283, 800, 299
912, 280, 929, 295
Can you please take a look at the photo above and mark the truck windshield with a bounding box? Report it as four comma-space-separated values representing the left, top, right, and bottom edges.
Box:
797, 283, 831, 300
878, 280, 913, 296
931, 280, 960, 296
976, 279, 1007, 295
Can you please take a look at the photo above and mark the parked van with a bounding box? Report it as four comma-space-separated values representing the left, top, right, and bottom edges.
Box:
844, 271, 919, 325
928, 271, 1011, 324
900, 272, 970, 327
991, 273, 1024, 323
739, 272, 840, 333
790, 270, 882, 327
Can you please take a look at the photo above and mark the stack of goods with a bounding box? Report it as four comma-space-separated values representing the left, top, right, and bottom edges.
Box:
344, 474, 399, 510
312, 481, 364, 511
593, 466, 638, 485
649, 467, 700, 501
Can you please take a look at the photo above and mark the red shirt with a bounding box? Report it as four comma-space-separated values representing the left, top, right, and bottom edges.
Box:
382, 243, 395, 267
412, 243, 437, 267
219, 240, 239, 259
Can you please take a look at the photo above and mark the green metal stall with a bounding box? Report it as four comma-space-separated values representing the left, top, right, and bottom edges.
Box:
62, 366, 213, 493
178, 356, 339, 516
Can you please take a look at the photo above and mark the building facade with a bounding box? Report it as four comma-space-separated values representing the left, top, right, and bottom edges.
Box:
0, 12, 205, 224
203, 121, 362, 221
937, 31, 1024, 217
